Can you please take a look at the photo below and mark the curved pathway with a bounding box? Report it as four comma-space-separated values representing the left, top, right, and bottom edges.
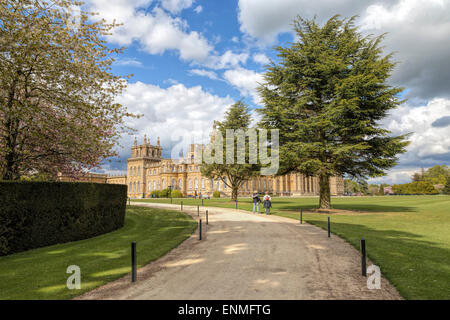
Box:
76, 202, 401, 300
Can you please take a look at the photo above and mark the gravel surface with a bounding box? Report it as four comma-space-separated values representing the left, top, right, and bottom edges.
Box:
75, 202, 402, 300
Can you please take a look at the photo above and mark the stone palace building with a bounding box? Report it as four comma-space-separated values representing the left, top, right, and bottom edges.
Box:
102, 135, 344, 198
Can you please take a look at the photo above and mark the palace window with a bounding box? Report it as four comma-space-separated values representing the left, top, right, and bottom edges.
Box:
188, 179, 192, 190
148, 183, 151, 192
194, 178, 198, 190
129, 183, 132, 193
153, 181, 156, 191
178, 179, 182, 189
223, 177, 227, 189
162, 179, 165, 189
201, 179, 205, 189
137, 182, 140, 192
153, 169, 156, 175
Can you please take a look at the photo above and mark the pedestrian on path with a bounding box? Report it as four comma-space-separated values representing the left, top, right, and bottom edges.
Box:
252, 191, 260, 213
263, 192, 272, 215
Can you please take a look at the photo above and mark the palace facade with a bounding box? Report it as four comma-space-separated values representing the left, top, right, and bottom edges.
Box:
114, 136, 344, 198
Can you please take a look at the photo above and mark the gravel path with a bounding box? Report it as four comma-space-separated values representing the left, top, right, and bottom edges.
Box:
75, 202, 401, 300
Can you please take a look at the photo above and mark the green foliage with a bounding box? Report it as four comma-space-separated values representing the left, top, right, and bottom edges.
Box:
257, 15, 409, 208
442, 177, 450, 195
201, 101, 260, 200
170, 190, 183, 198
412, 165, 450, 185
392, 181, 438, 195
0, 181, 127, 256
213, 190, 221, 198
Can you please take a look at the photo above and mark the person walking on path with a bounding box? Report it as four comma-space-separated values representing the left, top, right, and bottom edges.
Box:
252, 191, 260, 213
263, 192, 272, 215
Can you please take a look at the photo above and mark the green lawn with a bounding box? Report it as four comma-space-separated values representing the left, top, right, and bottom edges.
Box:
0, 206, 197, 300
135, 195, 450, 300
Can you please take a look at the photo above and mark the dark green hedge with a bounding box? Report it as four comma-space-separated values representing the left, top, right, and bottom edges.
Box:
0, 181, 127, 256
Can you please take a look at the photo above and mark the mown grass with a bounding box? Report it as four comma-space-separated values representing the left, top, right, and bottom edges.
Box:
0, 206, 197, 300
136, 195, 450, 299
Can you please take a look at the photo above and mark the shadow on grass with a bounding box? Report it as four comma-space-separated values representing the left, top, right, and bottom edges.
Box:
305, 218, 450, 300
274, 201, 416, 213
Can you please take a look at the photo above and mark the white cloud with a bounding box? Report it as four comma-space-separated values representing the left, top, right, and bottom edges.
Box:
160, 0, 195, 14
231, 36, 239, 43
201, 50, 249, 70
113, 57, 143, 67
86, 1, 213, 62
382, 98, 450, 161
189, 69, 220, 80
194, 5, 203, 13
116, 81, 234, 158
223, 67, 264, 104
252, 53, 270, 65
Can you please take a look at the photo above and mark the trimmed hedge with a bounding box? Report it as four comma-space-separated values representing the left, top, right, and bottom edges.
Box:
0, 181, 127, 256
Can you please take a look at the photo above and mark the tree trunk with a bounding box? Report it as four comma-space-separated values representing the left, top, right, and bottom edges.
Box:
319, 174, 331, 209
231, 186, 239, 202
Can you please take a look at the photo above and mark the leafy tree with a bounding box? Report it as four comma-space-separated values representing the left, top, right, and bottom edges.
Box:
201, 101, 259, 201
258, 15, 409, 208
392, 181, 438, 195
423, 165, 449, 185
0, 0, 134, 180
442, 176, 450, 195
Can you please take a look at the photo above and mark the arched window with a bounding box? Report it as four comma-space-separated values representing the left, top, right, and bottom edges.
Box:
194, 178, 198, 190
223, 177, 227, 189
137, 167, 140, 176
148, 183, 151, 192
134, 167, 137, 176
153, 169, 156, 175
216, 180, 220, 191
129, 183, 132, 193
178, 179, 182, 189
137, 182, 140, 192
153, 181, 156, 191
133, 182, 136, 192
171, 179, 175, 188
188, 179, 192, 190
210, 179, 214, 188
201, 179, 205, 189
162, 179, 165, 189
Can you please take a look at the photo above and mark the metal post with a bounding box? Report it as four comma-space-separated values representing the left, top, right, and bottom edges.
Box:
197, 205, 199, 216
131, 241, 137, 282
235, 199, 238, 210
199, 219, 202, 240
206, 210, 208, 225
361, 238, 367, 276
128, 197, 130, 205
300, 208, 302, 224
327, 217, 330, 238
181, 201, 183, 211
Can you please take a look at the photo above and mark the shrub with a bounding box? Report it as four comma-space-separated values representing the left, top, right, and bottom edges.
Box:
150, 190, 160, 198
392, 181, 439, 195
213, 190, 220, 198
158, 189, 169, 198
0, 181, 127, 256
170, 190, 183, 198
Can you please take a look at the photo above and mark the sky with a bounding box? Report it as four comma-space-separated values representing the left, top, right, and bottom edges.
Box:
84, 0, 450, 184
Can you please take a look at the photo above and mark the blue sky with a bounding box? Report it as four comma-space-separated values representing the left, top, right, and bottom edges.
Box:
84, 0, 450, 184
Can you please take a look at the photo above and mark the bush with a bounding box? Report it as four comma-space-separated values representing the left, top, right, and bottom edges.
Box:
392, 181, 439, 195
170, 190, 183, 198
158, 189, 169, 198
0, 181, 127, 256
150, 190, 160, 198
213, 190, 220, 198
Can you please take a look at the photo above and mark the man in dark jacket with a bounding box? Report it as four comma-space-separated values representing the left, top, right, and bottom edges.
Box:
252, 191, 260, 213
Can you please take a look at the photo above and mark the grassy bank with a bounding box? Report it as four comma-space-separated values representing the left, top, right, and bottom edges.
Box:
0, 206, 197, 299
136, 196, 450, 299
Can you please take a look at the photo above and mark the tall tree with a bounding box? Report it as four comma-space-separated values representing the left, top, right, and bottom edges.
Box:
201, 101, 259, 201
0, 0, 133, 180
258, 15, 409, 208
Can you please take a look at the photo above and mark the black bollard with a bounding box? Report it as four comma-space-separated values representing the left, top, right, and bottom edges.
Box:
199, 219, 202, 240
128, 197, 131, 205
197, 205, 199, 216
361, 238, 367, 276
327, 217, 330, 238
181, 201, 183, 211
300, 208, 303, 224
131, 241, 137, 282
206, 210, 208, 225
235, 199, 238, 210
